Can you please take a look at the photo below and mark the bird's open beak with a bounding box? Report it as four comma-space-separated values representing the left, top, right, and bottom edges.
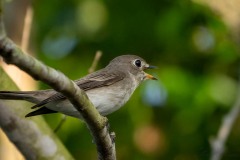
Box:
144, 64, 157, 80
145, 73, 157, 80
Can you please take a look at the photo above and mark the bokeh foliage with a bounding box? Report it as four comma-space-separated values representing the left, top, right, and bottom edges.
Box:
12, 0, 240, 159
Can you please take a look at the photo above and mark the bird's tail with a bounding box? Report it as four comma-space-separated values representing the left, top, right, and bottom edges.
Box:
0, 90, 50, 103
0, 90, 59, 117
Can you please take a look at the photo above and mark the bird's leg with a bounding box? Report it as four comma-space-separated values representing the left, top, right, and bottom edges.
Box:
110, 132, 116, 144
105, 117, 110, 132
91, 116, 116, 144
103, 117, 116, 144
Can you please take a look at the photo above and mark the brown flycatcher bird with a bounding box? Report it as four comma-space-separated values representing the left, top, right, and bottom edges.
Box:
0, 55, 157, 119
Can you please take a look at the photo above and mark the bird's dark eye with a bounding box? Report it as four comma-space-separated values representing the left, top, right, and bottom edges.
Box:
134, 59, 142, 67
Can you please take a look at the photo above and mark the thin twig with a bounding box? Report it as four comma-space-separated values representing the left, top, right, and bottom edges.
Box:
88, 51, 102, 73
210, 81, 240, 160
21, 5, 33, 52
54, 115, 67, 133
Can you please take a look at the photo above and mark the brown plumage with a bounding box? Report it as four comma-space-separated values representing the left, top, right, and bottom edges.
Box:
0, 55, 157, 118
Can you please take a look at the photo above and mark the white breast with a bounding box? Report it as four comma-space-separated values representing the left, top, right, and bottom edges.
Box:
45, 72, 140, 118
87, 84, 137, 115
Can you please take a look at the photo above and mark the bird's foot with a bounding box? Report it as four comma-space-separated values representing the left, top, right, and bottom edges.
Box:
110, 132, 116, 144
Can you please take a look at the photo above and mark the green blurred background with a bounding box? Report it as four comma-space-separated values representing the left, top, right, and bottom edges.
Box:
4, 0, 240, 159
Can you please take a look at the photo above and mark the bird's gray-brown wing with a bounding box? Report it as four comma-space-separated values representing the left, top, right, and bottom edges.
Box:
26, 70, 125, 117
75, 71, 126, 90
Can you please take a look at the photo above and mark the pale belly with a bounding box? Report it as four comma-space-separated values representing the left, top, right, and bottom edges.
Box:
45, 84, 138, 118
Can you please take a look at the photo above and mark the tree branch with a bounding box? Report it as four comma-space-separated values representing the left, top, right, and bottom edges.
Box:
88, 50, 102, 73
55, 50, 103, 133
0, 1, 116, 160
210, 82, 240, 160
0, 68, 74, 160
21, 5, 33, 52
